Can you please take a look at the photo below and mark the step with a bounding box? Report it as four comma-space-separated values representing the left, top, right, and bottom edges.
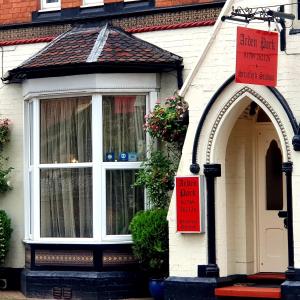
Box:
215, 286, 281, 299
247, 273, 285, 282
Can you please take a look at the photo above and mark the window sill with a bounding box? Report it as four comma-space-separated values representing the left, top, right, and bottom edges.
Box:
81, 3, 104, 8
23, 239, 133, 245
38, 7, 61, 12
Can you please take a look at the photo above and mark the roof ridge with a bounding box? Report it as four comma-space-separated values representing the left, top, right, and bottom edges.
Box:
86, 24, 109, 63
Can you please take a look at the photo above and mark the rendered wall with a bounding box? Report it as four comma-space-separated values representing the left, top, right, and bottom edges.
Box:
0, 25, 213, 269
0, 43, 47, 268
169, 0, 300, 277
135, 26, 212, 100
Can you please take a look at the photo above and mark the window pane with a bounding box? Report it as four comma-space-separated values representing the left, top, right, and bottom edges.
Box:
103, 96, 146, 162
40, 168, 93, 238
40, 97, 92, 164
266, 140, 283, 210
46, 0, 58, 3
106, 169, 144, 235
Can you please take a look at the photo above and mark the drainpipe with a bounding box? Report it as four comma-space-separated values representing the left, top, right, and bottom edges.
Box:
204, 163, 221, 277
282, 162, 294, 276
177, 65, 183, 89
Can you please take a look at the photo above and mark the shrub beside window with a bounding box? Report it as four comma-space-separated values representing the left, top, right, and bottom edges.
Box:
0, 210, 12, 265
130, 94, 188, 278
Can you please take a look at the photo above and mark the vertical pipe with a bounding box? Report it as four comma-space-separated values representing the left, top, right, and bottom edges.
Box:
204, 163, 221, 277
282, 162, 294, 271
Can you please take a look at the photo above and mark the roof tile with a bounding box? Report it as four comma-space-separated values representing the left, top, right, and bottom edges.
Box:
18, 23, 182, 70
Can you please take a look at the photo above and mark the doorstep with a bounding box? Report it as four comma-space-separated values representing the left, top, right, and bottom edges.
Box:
215, 285, 281, 298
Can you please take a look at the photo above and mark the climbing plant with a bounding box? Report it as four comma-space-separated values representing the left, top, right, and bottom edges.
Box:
0, 118, 12, 193
0, 118, 13, 266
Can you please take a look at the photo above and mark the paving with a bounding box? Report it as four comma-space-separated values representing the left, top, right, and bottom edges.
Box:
0, 292, 153, 300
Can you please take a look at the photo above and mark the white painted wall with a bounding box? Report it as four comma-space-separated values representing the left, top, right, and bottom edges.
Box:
169, 0, 300, 277
135, 26, 212, 100
0, 25, 214, 268
0, 43, 47, 267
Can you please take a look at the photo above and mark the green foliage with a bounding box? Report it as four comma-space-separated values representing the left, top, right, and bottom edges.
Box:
129, 209, 168, 277
0, 118, 12, 193
130, 94, 188, 278
0, 167, 13, 193
0, 210, 13, 265
0, 119, 10, 145
134, 150, 177, 209
144, 95, 188, 148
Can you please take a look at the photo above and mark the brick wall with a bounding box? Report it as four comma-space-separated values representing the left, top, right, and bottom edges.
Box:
0, 0, 38, 25
61, 0, 81, 9
0, 0, 221, 25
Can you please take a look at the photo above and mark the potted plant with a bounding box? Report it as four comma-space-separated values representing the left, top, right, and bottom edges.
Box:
130, 209, 168, 273
130, 94, 188, 299
130, 151, 176, 300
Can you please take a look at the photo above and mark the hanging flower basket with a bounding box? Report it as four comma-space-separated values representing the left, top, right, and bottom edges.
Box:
144, 95, 188, 148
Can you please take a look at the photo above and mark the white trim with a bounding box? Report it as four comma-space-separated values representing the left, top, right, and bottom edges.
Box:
40, 0, 61, 11
32, 99, 40, 240
23, 73, 160, 99
38, 163, 93, 168
23, 239, 133, 244
82, 0, 103, 6
92, 94, 102, 241
24, 102, 30, 240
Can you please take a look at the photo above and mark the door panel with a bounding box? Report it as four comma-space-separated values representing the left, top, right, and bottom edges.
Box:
257, 126, 287, 272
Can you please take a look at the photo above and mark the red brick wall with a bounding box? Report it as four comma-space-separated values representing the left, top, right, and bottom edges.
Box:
62, 0, 81, 9
0, 0, 221, 25
0, 0, 38, 24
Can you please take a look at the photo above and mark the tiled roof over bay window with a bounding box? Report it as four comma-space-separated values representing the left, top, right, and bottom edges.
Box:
5, 23, 183, 81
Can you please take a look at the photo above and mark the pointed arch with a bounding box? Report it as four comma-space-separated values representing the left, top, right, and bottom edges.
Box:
206, 86, 292, 163
190, 74, 298, 174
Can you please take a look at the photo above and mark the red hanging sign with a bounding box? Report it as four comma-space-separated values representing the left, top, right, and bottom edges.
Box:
236, 27, 278, 87
176, 176, 204, 233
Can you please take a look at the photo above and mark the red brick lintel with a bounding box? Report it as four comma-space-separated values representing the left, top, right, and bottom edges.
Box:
0, 19, 215, 47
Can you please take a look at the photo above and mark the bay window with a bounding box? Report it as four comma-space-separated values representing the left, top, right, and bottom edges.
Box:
27, 94, 147, 242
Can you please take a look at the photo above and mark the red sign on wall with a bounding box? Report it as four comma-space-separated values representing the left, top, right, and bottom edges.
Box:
176, 176, 203, 233
236, 27, 278, 87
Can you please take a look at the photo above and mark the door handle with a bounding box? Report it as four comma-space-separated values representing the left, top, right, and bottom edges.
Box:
278, 211, 287, 218
278, 211, 288, 229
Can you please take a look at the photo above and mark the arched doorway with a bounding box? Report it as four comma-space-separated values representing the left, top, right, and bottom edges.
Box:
224, 105, 287, 276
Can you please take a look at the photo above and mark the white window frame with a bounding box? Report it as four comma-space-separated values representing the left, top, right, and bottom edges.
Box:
25, 91, 156, 244
82, 0, 103, 7
40, 0, 61, 11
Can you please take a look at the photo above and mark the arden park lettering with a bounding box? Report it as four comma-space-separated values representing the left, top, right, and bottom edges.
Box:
236, 27, 278, 87
176, 176, 201, 233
